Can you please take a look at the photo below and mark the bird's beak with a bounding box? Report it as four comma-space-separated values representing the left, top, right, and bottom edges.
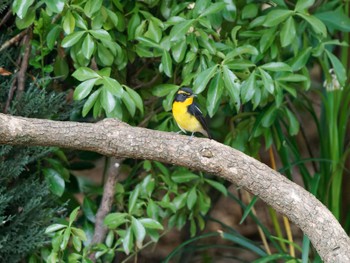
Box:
191, 94, 197, 97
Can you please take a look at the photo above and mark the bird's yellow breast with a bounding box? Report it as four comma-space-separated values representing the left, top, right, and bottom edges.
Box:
172, 98, 203, 133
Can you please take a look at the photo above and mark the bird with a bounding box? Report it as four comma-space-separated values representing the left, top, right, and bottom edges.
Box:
172, 87, 212, 139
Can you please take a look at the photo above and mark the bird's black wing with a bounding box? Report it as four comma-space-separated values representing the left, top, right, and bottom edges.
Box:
188, 102, 212, 139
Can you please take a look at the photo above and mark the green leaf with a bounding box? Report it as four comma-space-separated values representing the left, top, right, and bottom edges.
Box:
190, 218, 196, 236
84, 0, 102, 18
172, 39, 187, 63
125, 87, 144, 115
128, 13, 141, 40
136, 36, 161, 49
47, 25, 62, 50
73, 78, 97, 101
97, 43, 114, 66
171, 171, 199, 183
82, 89, 101, 117
104, 212, 128, 229
277, 74, 308, 82
260, 62, 292, 72
315, 6, 350, 32
106, 9, 119, 28
259, 68, 274, 94
61, 227, 71, 250
297, 13, 327, 37
152, 84, 178, 97
12, 0, 34, 19
222, 65, 240, 112
105, 230, 114, 248
289, 47, 312, 71
61, 31, 86, 48
259, 27, 276, 53
242, 3, 258, 20
71, 227, 87, 241
102, 77, 124, 97
206, 71, 224, 117
280, 16, 296, 47
285, 108, 300, 135
187, 187, 198, 209
162, 88, 178, 111
63, 10, 75, 35
128, 186, 140, 214
131, 217, 146, 248
122, 228, 133, 255
122, 91, 136, 116
261, 104, 277, 128
239, 196, 258, 224
73, 12, 88, 30
98, 67, 111, 77
82, 34, 95, 60
15, 7, 35, 29
193, 65, 218, 94
43, 168, 65, 197
169, 19, 195, 41
199, 2, 226, 17
45, 224, 66, 234
93, 96, 102, 118
101, 88, 116, 113
45, 0, 64, 13
72, 235, 82, 252
147, 200, 159, 219
72, 67, 100, 81
263, 9, 293, 27
205, 179, 227, 196
326, 50, 347, 87
139, 218, 164, 230
226, 45, 259, 60
295, 0, 315, 12
69, 207, 80, 224
225, 59, 255, 70
89, 29, 112, 41
241, 70, 256, 103
162, 50, 173, 77
145, 20, 162, 43
82, 197, 97, 223
222, 0, 236, 21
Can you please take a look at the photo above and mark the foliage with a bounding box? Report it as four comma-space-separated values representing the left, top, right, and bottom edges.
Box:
0, 61, 72, 263
3, 0, 350, 262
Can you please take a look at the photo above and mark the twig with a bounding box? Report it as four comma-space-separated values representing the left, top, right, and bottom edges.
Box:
134, 73, 160, 89
16, 28, 32, 100
89, 157, 123, 261
0, 9, 12, 28
0, 30, 27, 52
4, 55, 22, 113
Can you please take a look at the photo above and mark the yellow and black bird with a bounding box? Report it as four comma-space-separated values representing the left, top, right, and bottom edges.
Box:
172, 87, 212, 139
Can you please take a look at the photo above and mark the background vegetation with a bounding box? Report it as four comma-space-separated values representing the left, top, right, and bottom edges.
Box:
1, 0, 350, 262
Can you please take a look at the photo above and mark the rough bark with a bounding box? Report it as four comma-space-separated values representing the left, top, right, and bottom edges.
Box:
0, 113, 349, 262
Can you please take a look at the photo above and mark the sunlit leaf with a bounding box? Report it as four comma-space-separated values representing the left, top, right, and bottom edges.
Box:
73, 78, 97, 101
263, 9, 293, 27
193, 65, 218, 94
131, 217, 146, 248
61, 31, 86, 48
169, 19, 195, 41
241, 70, 256, 103
206, 71, 224, 117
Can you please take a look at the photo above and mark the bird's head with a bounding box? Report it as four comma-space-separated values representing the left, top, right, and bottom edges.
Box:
174, 87, 196, 104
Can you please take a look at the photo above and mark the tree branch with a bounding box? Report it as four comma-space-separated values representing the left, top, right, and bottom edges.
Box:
89, 158, 123, 261
0, 113, 349, 262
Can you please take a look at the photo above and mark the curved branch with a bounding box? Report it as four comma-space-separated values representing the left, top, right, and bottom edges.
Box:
0, 113, 349, 262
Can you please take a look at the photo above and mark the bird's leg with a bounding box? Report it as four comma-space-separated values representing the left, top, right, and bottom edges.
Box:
189, 132, 195, 141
